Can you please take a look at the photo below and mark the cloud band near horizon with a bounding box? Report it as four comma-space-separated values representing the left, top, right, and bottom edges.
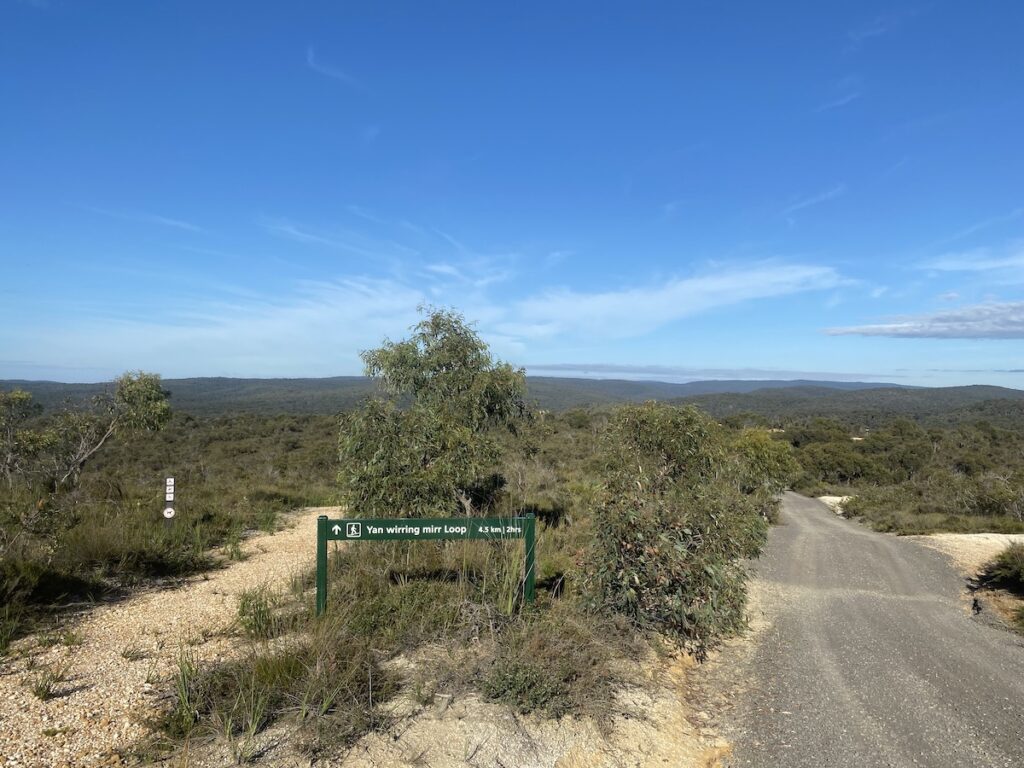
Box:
828, 301, 1024, 339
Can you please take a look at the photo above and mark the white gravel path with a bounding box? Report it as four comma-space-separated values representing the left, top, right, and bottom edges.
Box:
0, 506, 335, 768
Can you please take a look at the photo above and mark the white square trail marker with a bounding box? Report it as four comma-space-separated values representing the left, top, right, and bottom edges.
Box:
163, 477, 175, 521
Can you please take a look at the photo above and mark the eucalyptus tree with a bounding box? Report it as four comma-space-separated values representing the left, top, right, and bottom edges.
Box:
338, 308, 527, 517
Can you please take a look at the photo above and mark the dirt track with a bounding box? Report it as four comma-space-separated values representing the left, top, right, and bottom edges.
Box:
0, 507, 332, 768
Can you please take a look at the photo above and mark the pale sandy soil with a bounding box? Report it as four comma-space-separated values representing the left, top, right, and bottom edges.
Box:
911, 532, 1024, 576
816, 496, 852, 515
912, 532, 1024, 628
182, 649, 730, 768
0, 506, 331, 768
1, 507, 725, 768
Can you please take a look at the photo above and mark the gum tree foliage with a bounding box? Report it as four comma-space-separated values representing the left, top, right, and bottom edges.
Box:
48, 371, 172, 489
584, 403, 791, 658
1, 372, 171, 538
338, 309, 527, 517
1, 390, 43, 488
730, 428, 800, 498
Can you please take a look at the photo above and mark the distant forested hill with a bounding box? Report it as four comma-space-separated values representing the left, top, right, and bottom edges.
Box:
2, 376, 908, 415
4, 376, 1022, 424
680, 385, 1024, 428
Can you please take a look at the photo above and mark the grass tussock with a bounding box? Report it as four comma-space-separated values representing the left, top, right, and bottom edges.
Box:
162, 613, 398, 753
481, 602, 636, 719
981, 543, 1024, 593
29, 662, 69, 701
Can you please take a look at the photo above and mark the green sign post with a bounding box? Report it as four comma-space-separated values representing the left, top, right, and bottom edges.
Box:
315, 515, 536, 616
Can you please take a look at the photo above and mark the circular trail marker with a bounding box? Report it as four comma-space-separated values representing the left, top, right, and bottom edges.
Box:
163, 507, 176, 519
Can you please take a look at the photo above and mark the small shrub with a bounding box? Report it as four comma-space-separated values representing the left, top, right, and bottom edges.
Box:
1012, 605, 1024, 633
29, 663, 68, 701
60, 630, 84, 647
225, 526, 246, 562
982, 543, 1024, 593
121, 645, 146, 661
584, 403, 767, 658
482, 603, 629, 719
238, 587, 277, 640
170, 649, 201, 736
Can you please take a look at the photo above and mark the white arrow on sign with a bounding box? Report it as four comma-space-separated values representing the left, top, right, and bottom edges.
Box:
332, 524, 342, 535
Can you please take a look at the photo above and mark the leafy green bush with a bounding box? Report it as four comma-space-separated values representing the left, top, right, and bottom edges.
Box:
982, 543, 1024, 593
584, 403, 768, 658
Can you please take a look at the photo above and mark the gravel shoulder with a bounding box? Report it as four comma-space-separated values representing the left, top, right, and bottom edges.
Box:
910, 532, 1024, 576
0, 506, 334, 768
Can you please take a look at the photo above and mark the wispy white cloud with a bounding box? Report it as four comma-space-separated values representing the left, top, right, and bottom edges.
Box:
501, 263, 846, 339
81, 205, 203, 232
545, 250, 573, 268
423, 259, 512, 289
815, 91, 862, 112
928, 208, 1024, 249
262, 219, 349, 249
2, 253, 854, 379
260, 218, 417, 260
1, 278, 432, 379
881, 156, 910, 177
847, 11, 914, 49
425, 263, 463, 279
827, 301, 1024, 339
345, 206, 391, 226
924, 244, 1024, 273
305, 46, 362, 88
782, 183, 847, 216
432, 228, 470, 254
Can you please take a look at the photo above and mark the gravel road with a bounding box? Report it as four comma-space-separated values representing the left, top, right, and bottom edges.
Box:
721, 492, 1024, 768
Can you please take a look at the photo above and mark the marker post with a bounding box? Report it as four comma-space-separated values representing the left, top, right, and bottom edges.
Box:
163, 477, 176, 527
316, 515, 329, 617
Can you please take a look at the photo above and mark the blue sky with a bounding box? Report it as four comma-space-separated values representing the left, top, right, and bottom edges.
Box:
2, 1, 1023, 386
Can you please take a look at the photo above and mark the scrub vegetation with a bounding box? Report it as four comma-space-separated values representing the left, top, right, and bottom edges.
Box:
776, 416, 1024, 534
11, 311, 1021, 759
0, 377, 337, 651
139, 309, 795, 759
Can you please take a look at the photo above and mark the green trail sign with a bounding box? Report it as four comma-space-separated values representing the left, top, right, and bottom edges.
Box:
315, 515, 536, 616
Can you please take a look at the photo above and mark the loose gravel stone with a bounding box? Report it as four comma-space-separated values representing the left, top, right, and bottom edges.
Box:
0, 507, 333, 768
